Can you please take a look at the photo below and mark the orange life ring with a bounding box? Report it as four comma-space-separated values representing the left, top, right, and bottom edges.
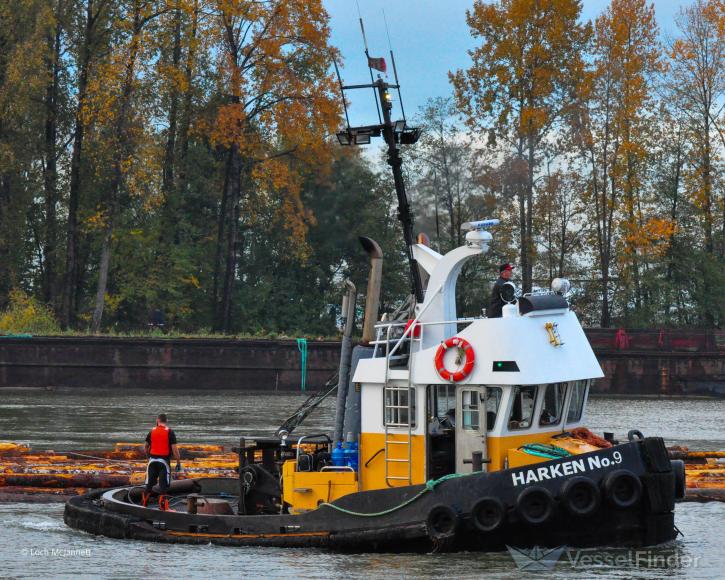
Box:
434, 337, 475, 382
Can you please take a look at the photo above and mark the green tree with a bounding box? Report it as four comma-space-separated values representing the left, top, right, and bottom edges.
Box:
451, 0, 590, 293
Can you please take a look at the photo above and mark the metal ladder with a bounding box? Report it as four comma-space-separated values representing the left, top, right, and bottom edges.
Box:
382, 323, 416, 486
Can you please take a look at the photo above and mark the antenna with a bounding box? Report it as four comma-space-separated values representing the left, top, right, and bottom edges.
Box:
389, 51, 406, 123
359, 18, 383, 124
382, 9, 407, 123
332, 57, 351, 130
331, 20, 424, 303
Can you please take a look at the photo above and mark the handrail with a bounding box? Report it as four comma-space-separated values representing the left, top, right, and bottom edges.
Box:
369, 318, 477, 346
385, 284, 444, 360
364, 448, 385, 467
295, 433, 331, 465
373, 317, 476, 329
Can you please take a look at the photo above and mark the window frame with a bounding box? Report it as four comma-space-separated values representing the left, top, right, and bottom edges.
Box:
507, 385, 539, 431
565, 380, 589, 425
538, 382, 568, 428
485, 386, 503, 432
383, 386, 417, 429
460, 389, 481, 431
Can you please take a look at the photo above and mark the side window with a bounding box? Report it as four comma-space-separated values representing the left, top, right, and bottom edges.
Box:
566, 380, 588, 424
486, 387, 503, 431
539, 383, 567, 426
508, 385, 538, 430
384, 387, 417, 428
434, 384, 455, 420
461, 390, 480, 430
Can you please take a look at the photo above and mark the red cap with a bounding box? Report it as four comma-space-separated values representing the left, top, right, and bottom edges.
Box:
500, 263, 513, 272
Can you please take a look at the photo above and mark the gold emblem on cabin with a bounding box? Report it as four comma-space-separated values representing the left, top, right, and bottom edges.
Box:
545, 322, 563, 347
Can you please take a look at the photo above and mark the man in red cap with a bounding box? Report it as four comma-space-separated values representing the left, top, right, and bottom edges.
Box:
488, 263, 514, 318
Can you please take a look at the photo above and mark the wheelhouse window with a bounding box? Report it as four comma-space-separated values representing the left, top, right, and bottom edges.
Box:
432, 384, 455, 421
508, 385, 538, 430
384, 387, 417, 428
486, 387, 503, 431
539, 383, 567, 426
566, 380, 589, 424
461, 390, 480, 430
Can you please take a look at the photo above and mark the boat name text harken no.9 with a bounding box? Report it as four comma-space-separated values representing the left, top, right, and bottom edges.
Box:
511, 451, 624, 486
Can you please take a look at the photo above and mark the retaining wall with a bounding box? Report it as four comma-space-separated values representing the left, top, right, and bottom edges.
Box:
0, 329, 722, 396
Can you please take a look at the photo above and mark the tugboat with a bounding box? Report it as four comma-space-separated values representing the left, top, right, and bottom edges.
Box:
65, 66, 685, 553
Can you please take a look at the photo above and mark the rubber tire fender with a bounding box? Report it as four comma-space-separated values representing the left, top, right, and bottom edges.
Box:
426, 504, 460, 541
602, 469, 642, 509
471, 496, 506, 533
516, 486, 555, 526
671, 460, 686, 500
560, 476, 601, 517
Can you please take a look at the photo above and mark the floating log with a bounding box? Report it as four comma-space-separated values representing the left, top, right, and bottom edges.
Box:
1, 441, 723, 503
0, 473, 131, 488
682, 489, 725, 502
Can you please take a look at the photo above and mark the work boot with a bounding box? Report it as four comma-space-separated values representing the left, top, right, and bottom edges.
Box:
158, 494, 170, 511
141, 491, 151, 507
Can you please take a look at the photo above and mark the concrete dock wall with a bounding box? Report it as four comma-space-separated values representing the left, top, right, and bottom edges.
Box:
0, 329, 722, 396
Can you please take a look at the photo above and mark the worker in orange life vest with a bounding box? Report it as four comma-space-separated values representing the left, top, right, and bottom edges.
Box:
142, 413, 181, 509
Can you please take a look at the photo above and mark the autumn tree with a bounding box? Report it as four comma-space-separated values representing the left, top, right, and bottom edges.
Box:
61, 0, 112, 327
451, 0, 590, 293
410, 97, 481, 252
533, 169, 588, 285
575, 0, 670, 326
84, 0, 166, 332
668, 0, 724, 256
0, 1, 55, 302
207, 0, 339, 332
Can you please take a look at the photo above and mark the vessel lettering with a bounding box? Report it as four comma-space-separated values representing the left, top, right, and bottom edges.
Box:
511, 452, 623, 487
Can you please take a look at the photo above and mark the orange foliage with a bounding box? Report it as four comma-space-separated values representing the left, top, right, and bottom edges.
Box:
208, 0, 340, 256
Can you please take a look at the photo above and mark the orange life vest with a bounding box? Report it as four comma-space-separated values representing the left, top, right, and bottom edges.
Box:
149, 425, 171, 456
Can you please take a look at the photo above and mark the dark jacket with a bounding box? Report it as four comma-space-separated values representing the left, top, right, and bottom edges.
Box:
488, 277, 508, 318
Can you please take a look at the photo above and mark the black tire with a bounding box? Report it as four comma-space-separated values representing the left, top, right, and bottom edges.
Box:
671, 460, 686, 500
560, 476, 601, 517
426, 504, 459, 540
516, 486, 554, 526
628, 429, 644, 442
471, 496, 506, 533
603, 469, 642, 509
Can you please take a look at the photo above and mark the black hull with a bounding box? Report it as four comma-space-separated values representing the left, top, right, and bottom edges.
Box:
64, 438, 681, 552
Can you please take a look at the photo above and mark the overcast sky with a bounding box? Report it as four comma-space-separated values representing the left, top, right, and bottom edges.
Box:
323, 0, 695, 128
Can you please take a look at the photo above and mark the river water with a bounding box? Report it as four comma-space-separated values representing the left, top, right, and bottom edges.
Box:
0, 389, 723, 579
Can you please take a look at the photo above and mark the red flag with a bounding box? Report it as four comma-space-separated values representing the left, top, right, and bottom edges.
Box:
367, 56, 387, 73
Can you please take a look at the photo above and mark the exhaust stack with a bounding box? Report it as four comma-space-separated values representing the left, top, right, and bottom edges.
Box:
333, 280, 356, 444
359, 236, 383, 345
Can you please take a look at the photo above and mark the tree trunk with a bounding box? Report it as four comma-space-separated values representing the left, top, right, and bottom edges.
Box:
702, 112, 713, 254
42, 17, 62, 306
524, 135, 535, 293
161, 1, 182, 212
91, 223, 113, 331
62, 0, 96, 328
212, 147, 233, 324
174, 0, 198, 198
90, 2, 142, 333
218, 146, 241, 333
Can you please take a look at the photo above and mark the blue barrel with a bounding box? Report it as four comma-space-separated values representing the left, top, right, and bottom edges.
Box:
331, 442, 345, 467
344, 442, 359, 470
